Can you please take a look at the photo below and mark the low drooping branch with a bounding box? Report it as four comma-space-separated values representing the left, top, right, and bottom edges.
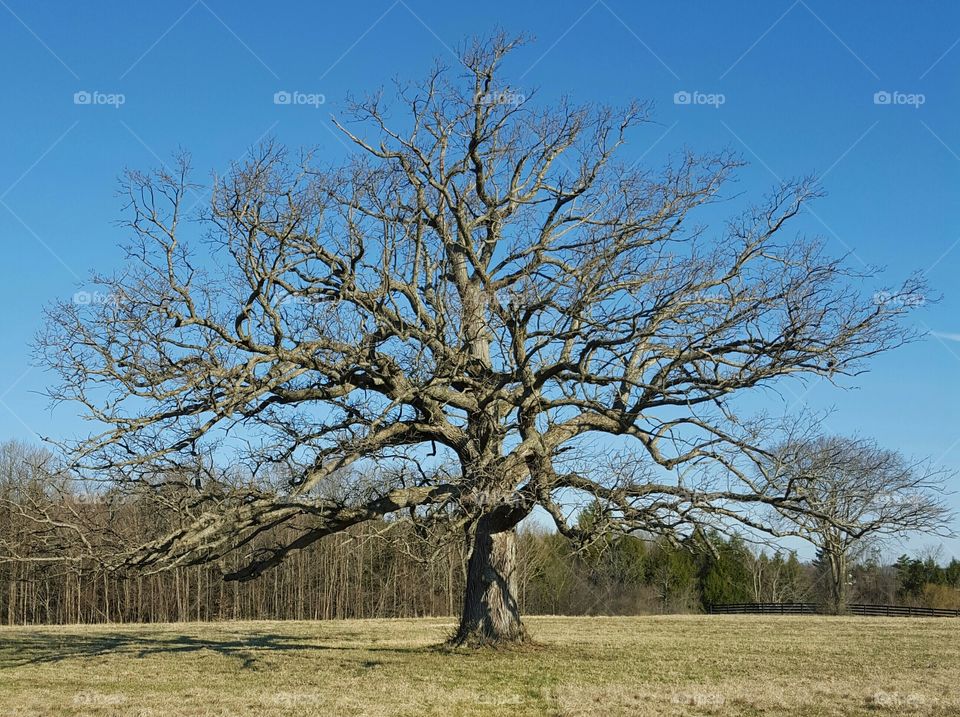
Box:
127, 484, 465, 580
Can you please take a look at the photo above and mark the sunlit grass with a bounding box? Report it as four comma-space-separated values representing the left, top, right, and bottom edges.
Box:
1, 615, 957, 716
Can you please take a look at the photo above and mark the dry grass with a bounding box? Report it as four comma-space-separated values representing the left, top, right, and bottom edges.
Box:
1, 615, 958, 716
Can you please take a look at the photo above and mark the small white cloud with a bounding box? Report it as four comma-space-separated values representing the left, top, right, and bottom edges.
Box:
931, 331, 960, 342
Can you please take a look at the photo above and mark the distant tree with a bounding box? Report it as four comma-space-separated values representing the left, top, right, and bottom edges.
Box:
0, 440, 74, 564
766, 436, 953, 613
894, 553, 960, 608
646, 541, 698, 612
37, 35, 925, 645
698, 534, 752, 608
571, 502, 648, 613
523, 532, 579, 614
849, 553, 897, 605
778, 552, 806, 602
945, 558, 960, 588
743, 549, 806, 603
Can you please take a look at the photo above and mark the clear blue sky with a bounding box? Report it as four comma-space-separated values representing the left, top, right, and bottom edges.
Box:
1, 1, 959, 556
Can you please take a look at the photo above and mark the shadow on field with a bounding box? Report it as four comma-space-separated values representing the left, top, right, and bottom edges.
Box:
0, 630, 425, 670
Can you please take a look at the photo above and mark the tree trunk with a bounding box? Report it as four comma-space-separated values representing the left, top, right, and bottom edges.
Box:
452, 521, 525, 647
827, 549, 848, 614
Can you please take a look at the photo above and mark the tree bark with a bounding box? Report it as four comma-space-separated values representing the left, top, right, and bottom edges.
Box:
452, 520, 525, 646
827, 548, 849, 614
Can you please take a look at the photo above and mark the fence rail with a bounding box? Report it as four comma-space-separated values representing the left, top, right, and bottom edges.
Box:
708, 602, 960, 618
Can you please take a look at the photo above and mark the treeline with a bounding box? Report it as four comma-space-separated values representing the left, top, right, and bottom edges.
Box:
2, 440, 959, 624
893, 554, 960, 607
5, 514, 960, 625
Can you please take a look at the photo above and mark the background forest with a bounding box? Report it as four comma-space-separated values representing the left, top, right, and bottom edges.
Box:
2, 440, 957, 625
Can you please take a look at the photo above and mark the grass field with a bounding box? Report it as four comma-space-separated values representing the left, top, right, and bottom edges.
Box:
1, 615, 958, 716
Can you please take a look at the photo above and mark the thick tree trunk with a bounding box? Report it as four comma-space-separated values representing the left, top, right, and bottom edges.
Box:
826, 549, 849, 614
451, 521, 525, 647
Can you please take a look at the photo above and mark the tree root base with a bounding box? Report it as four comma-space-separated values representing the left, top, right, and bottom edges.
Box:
446, 624, 529, 649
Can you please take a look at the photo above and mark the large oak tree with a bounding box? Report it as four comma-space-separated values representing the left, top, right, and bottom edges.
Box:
40, 36, 923, 645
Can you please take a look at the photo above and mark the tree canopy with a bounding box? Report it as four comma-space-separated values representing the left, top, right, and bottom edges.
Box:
38, 35, 925, 644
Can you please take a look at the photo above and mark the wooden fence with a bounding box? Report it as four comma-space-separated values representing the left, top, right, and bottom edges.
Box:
707, 602, 960, 617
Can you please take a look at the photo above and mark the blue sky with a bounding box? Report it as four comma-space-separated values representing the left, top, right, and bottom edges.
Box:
1, 1, 959, 556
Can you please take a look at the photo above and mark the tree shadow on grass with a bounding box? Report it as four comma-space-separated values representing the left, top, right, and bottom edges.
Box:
0, 629, 427, 670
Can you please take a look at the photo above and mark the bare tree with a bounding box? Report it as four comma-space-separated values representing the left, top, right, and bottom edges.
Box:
37, 35, 924, 645
764, 435, 953, 612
